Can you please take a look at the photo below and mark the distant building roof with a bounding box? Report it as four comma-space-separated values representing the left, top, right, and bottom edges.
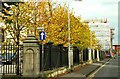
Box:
83, 18, 108, 24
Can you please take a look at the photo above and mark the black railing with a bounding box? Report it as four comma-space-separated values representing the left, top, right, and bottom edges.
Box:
40, 43, 68, 71
39, 42, 95, 71
73, 46, 79, 65
83, 48, 89, 62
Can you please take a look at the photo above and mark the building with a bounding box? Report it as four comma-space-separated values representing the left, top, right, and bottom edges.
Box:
85, 19, 112, 50
112, 45, 120, 56
113, 45, 120, 52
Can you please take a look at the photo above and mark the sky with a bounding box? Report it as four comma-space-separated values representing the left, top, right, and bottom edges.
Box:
55, 0, 119, 45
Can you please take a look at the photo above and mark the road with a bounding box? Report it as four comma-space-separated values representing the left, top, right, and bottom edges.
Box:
90, 56, 119, 79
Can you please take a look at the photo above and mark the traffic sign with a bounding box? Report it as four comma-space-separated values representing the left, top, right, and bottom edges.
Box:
40, 31, 46, 40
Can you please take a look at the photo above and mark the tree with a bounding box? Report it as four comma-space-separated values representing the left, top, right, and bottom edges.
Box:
34, 3, 99, 49
3, 1, 100, 50
2, 2, 32, 75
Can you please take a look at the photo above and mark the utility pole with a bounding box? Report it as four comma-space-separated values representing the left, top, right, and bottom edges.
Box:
67, 0, 82, 70
67, 0, 71, 69
110, 28, 114, 54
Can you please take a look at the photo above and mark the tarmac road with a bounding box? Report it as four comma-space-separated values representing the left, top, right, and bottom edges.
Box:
90, 55, 119, 79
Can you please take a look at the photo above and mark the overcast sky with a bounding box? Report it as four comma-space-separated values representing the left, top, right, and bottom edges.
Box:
55, 0, 119, 45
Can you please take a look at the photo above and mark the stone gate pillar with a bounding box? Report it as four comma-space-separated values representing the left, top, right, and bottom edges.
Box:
97, 49, 100, 61
88, 48, 92, 64
23, 34, 40, 77
92, 49, 95, 60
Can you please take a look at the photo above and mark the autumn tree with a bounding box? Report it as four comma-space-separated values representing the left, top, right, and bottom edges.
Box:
2, 2, 34, 75
35, 3, 99, 49
2, 1, 100, 50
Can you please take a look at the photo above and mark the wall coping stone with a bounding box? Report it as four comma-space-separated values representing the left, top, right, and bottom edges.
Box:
23, 34, 39, 43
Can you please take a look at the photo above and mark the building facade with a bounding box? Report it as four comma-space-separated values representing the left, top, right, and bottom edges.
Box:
113, 45, 120, 52
86, 19, 112, 50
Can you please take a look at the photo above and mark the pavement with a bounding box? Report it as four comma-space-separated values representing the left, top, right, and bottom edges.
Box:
56, 58, 110, 79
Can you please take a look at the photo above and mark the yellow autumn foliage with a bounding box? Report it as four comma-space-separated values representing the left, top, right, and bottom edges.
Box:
3, 2, 100, 49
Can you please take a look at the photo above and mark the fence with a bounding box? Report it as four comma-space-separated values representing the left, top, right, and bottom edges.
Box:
40, 43, 68, 71
0, 43, 23, 75
73, 46, 79, 65
0, 42, 106, 76
95, 50, 97, 59
83, 48, 89, 62
40, 42, 81, 71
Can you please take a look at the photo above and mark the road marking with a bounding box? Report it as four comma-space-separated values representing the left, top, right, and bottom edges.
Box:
86, 59, 111, 79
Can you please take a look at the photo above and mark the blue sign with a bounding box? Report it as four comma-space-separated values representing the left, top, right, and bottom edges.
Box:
40, 31, 46, 40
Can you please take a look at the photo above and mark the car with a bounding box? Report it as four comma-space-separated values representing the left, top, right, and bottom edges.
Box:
2, 53, 16, 65
106, 53, 111, 58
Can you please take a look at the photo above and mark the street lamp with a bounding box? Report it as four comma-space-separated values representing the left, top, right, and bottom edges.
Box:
67, 0, 71, 69
110, 28, 115, 55
67, 0, 82, 69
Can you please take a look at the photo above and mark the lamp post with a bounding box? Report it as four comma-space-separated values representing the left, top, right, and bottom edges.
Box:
90, 28, 92, 49
67, 0, 82, 69
67, 0, 71, 69
110, 28, 114, 55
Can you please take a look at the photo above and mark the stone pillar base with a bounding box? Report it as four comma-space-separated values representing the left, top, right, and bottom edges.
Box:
87, 60, 93, 64
97, 58, 100, 62
97, 49, 100, 62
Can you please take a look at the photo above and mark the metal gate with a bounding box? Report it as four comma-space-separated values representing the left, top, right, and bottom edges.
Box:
0, 43, 23, 75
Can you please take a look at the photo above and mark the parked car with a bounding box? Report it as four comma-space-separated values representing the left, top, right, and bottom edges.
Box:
106, 53, 111, 58
2, 53, 16, 65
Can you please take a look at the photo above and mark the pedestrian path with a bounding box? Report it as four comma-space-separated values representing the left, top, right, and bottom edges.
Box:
57, 59, 110, 79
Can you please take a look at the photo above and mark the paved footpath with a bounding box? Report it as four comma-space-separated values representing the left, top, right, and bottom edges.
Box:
57, 58, 110, 79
